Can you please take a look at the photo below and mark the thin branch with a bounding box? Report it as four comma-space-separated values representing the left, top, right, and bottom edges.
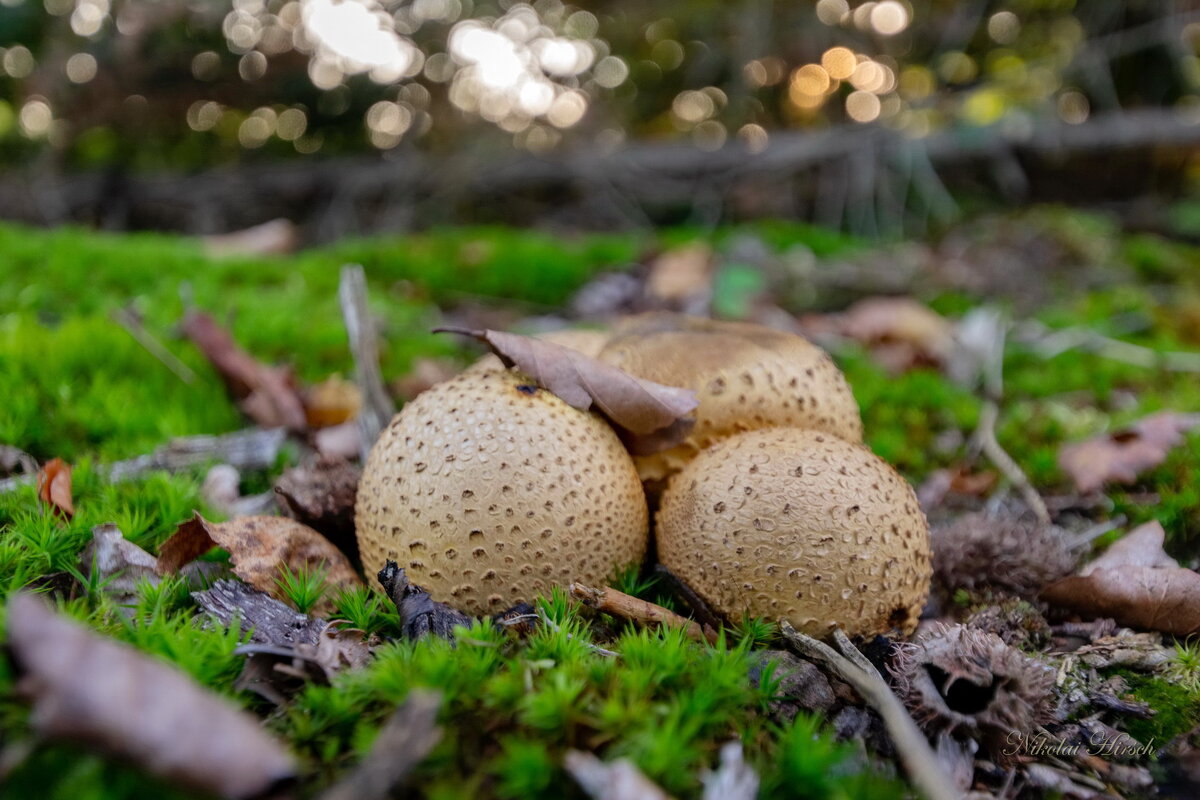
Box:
112, 308, 197, 385
535, 609, 619, 658
779, 623, 958, 800
1015, 320, 1200, 372
338, 264, 396, 461
974, 400, 1051, 525
317, 690, 442, 800
569, 583, 720, 644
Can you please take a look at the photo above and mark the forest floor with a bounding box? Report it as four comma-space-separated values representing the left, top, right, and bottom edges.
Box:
1, 207, 1199, 799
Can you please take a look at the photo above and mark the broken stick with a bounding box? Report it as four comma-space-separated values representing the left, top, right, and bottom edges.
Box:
570, 583, 720, 644
338, 264, 396, 461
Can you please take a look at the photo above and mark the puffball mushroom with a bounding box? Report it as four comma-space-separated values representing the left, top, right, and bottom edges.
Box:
656, 427, 932, 637
355, 368, 648, 615
598, 313, 863, 484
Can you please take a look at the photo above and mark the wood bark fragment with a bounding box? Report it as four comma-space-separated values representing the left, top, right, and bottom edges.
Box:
194, 579, 325, 647
338, 264, 395, 461
779, 623, 958, 800
106, 427, 287, 483
317, 691, 442, 800
569, 583, 719, 644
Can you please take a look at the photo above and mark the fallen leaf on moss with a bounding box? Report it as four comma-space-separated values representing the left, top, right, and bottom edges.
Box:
81, 523, 160, 607
800, 296, 955, 373
6, 592, 296, 799
434, 327, 698, 450
36, 457, 73, 519
1057, 412, 1200, 494
157, 513, 361, 613
182, 311, 307, 432
1041, 522, 1200, 636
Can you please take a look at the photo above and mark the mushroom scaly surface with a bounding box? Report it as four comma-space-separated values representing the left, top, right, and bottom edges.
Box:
656, 427, 931, 637
356, 368, 649, 615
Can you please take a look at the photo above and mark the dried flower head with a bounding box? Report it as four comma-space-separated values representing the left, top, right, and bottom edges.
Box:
932, 512, 1078, 599
891, 623, 1056, 758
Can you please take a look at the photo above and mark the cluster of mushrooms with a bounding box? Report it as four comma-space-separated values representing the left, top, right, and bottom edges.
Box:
355, 313, 933, 639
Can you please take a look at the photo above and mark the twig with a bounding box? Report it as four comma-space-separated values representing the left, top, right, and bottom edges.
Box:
564, 750, 671, 800
962, 310, 1051, 525
701, 740, 759, 800
536, 608, 619, 658
0, 428, 287, 493
974, 400, 1051, 525
1015, 320, 1200, 372
107, 428, 287, 482
338, 264, 395, 461
112, 308, 198, 385
569, 583, 720, 644
779, 623, 958, 800
317, 690, 443, 800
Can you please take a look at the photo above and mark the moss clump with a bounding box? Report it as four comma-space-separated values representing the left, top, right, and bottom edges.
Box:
1109, 670, 1200, 745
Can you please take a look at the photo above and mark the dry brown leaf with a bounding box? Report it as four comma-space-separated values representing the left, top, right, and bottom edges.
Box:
1041, 521, 1200, 636
800, 296, 955, 373
157, 513, 361, 614
81, 523, 160, 607
304, 375, 362, 428
1080, 521, 1178, 574
36, 457, 73, 519
434, 327, 698, 448
1058, 412, 1200, 494
6, 592, 296, 799
182, 311, 308, 432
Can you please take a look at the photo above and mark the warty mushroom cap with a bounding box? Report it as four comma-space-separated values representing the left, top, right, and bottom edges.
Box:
656, 427, 931, 637
356, 368, 648, 615
598, 313, 863, 484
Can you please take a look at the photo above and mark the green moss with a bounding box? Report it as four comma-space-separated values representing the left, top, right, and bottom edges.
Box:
5, 213, 1200, 796
1110, 670, 1200, 745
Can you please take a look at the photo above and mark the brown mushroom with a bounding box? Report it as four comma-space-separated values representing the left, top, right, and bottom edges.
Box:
355, 368, 648, 615
598, 313, 863, 484
655, 427, 931, 637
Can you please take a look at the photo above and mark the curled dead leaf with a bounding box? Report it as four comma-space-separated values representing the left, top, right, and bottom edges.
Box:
6, 592, 296, 799
1058, 412, 1200, 494
434, 327, 698, 452
157, 513, 361, 614
36, 457, 73, 519
1041, 522, 1200, 637
800, 296, 956, 373
182, 311, 307, 432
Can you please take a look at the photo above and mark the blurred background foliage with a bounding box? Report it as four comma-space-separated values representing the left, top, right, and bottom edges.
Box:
2, 0, 1200, 234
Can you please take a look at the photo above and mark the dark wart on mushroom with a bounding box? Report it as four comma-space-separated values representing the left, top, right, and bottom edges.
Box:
656, 427, 932, 638
355, 368, 649, 615
598, 313, 863, 485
